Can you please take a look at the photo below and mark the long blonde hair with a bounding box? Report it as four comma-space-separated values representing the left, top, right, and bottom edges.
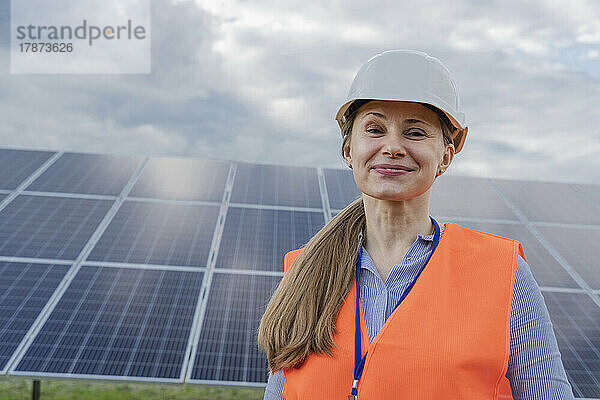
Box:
257, 100, 455, 373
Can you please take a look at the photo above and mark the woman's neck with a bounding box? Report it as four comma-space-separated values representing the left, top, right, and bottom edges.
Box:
362, 194, 433, 252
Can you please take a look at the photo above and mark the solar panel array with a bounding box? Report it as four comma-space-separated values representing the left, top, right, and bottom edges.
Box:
0, 147, 598, 398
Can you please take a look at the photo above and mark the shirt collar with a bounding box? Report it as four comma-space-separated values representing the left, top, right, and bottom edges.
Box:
357, 221, 445, 276
356, 218, 445, 249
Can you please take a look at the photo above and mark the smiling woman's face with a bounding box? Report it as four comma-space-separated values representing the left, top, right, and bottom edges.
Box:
343, 100, 454, 202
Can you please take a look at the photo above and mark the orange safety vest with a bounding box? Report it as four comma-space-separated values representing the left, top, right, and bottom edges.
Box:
281, 222, 524, 400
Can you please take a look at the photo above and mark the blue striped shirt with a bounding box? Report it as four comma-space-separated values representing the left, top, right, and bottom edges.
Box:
263, 224, 575, 399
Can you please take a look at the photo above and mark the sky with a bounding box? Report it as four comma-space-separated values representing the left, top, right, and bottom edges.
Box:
1, 0, 599, 185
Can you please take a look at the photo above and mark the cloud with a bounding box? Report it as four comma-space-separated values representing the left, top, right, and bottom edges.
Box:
0, 0, 598, 185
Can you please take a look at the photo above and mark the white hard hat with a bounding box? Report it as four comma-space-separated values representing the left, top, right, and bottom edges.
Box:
335, 49, 468, 153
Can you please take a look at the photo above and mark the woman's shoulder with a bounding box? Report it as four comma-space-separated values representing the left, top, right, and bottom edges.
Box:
446, 222, 527, 261
447, 222, 522, 245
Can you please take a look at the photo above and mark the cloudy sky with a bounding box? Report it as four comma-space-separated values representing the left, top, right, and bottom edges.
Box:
1, 0, 599, 185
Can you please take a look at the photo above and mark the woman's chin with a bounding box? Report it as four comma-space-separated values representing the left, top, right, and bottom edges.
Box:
362, 189, 418, 202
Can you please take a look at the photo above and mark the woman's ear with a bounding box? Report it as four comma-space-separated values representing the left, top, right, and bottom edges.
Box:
438, 141, 455, 172
343, 143, 352, 166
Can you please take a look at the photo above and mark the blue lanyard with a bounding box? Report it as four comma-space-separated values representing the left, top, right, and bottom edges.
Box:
349, 216, 441, 399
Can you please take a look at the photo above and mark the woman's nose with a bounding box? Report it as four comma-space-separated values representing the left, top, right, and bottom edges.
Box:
382, 132, 407, 157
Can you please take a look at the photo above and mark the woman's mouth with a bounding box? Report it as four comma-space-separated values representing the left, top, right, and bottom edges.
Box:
373, 168, 412, 176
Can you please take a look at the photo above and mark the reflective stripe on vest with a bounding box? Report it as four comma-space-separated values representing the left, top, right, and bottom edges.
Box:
281, 222, 523, 400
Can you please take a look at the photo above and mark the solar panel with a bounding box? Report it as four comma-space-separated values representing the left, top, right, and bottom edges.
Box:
573, 183, 600, 206
188, 272, 280, 384
12, 266, 204, 381
215, 207, 325, 271
0, 262, 70, 372
323, 167, 361, 210
0, 148, 55, 190
25, 152, 144, 196
492, 179, 600, 225
0, 194, 113, 260
230, 162, 322, 208
86, 201, 220, 268
542, 292, 600, 398
536, 225, 600, 290
431, 176, 518, 220
129, 157, 229, 202
0, 147, 597, 399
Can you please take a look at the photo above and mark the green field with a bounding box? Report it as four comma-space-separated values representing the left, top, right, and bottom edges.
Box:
0, 379, 265, 400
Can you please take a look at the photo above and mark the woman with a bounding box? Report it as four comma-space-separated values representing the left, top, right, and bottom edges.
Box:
258, 49, 574, 399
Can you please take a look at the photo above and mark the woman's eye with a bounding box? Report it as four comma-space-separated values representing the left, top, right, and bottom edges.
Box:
365, 128, 425, 136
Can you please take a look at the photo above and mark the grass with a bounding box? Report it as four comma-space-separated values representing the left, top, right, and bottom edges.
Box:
0, 379, 266, 400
